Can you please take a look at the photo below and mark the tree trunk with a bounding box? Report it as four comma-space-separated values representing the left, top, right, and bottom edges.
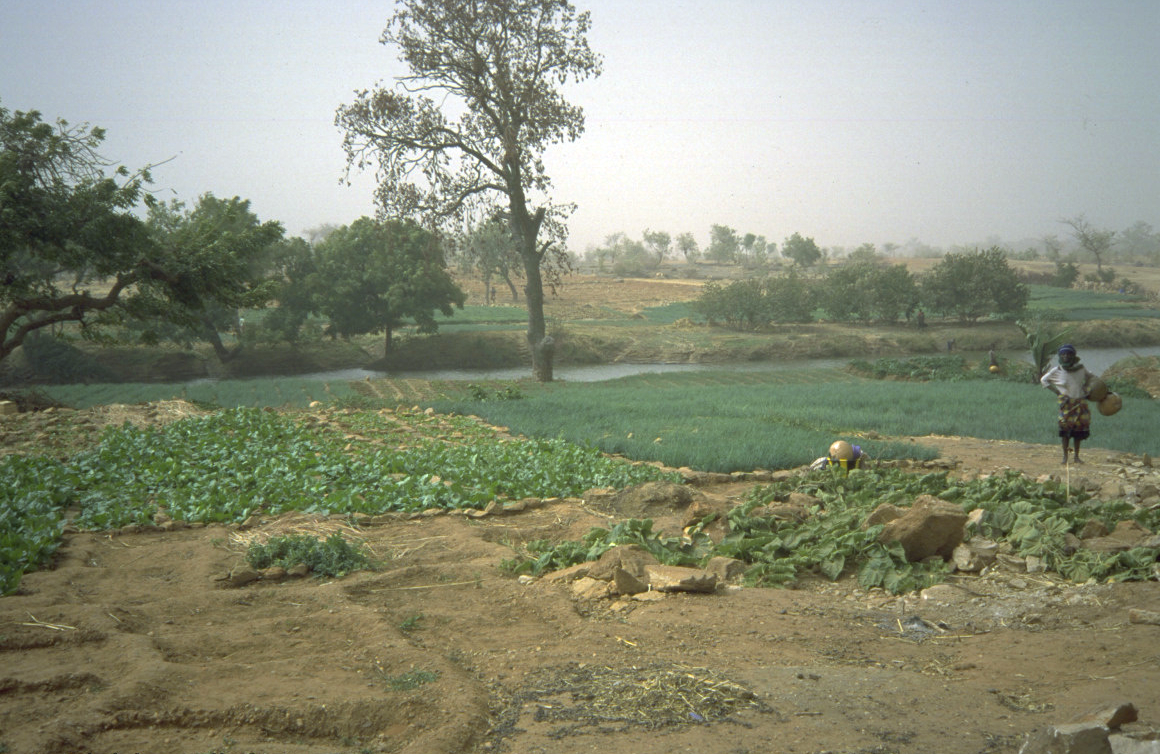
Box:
503, 272, 519, 302
522, 249, 553, 382
384, 324, 393, 355
202, 318, 240, 364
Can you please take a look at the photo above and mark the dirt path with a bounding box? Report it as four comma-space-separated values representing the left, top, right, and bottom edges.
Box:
4, 410, 1160, 754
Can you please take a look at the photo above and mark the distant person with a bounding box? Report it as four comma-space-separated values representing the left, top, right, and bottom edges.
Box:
916, 310, 925, 329
1040, 344, 1095, 465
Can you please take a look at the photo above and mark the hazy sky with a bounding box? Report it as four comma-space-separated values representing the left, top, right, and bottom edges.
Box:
3, 0, 1157, 253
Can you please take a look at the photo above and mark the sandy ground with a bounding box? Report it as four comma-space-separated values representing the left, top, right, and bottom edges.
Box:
3, 400, 1160, 754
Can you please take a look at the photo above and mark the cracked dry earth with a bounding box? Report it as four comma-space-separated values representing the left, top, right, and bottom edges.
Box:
2, 408, 1160, 754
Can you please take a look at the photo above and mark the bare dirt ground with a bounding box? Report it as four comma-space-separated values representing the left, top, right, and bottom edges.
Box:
3, 400, 1160, 754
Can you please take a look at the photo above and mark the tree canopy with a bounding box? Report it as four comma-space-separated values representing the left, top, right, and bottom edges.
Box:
921, 247, 1028, 322
0, 102, 282, 364
336, 0, 601, 381
781, 232, 822, 267
309, 217, 465, 353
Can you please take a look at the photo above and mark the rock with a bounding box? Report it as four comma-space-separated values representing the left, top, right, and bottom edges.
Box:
600, 481, 695, 518
468, 500, 499, 518
645, 565, 717, 593
996, 553, 1028, 572
1078, 702, 1138, 730
877, 495, 968, 562
1019, 723, 1111, 754
286, 563, 310, 578
1080, 519, 1110, 540
863, 503, 905, 529
705, 556, 747, 583
681, 494, 733, 540
0, 400, 17, 415
260, 566, 288, 581
953, 539, 998, 572
588, 545, 658, 581
967, 508, 987, 529
543, 562, 592, 583
220, 567, 261, 588
1127, 608, 1160, 626
571, 576, 611, 600
632, 590, 666, 602
612, 567, 649, 595
1101, 480, 1126, 499
1084, 521, 1155, 554
919, 584, 971, 605
1109, 735, 1160, 754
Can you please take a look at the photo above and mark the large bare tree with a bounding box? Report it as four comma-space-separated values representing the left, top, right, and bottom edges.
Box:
336, 0, 601, 381
1062, 215, 1115, 277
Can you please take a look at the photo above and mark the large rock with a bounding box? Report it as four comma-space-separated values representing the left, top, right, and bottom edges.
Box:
877, 495, 968, 562
863, 503, 905, 529
588, 545, 659, 581
1083, 521, 1154, 554
705, 556, 747, 583
645, 565, 717, 593
1018, 723, 1111, 754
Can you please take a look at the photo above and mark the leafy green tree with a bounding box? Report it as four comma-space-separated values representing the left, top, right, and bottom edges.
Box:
706, 224, 739, 264
642, 229, 671, 265
819, 265, 873, 322
258, 236, 319, 344
0, 102, 281, 364
921, 247, 1028, 323
781, 232, 822, 267
335, 0, 601, 381
765, 269, 816, 323
675, 232, 700, 263
868, 264, 920, 323
693, 278, 768, 329
140, 194, 284, 361
310, 218, 465, 353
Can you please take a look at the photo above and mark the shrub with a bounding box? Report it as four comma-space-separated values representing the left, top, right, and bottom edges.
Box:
245, 533, 372, 577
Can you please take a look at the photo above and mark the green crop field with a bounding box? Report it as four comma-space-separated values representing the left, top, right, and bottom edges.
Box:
432, 368, 1160, 471
1026, 285, 1160, 321
41, 375, 361, 410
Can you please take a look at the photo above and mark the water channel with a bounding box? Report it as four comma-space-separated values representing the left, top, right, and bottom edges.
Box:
281, 345, 1160, 385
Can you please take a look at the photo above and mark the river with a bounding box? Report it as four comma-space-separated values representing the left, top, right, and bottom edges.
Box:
281, 345, 1160, 384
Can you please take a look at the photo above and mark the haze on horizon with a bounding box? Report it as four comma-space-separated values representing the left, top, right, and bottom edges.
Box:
2, 0, 1157, 255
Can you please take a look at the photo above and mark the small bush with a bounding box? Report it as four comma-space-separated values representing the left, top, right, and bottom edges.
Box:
245, 533, 371, 577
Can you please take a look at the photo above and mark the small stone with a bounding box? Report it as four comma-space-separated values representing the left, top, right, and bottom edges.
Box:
222, 567, 261, 588
1127, 609, 1160, 626
286, 563, 311, 578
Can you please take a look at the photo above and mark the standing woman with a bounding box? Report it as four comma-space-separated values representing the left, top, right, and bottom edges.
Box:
1040, 344, 1095, 464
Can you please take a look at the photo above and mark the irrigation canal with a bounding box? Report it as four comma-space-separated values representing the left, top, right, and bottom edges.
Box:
261, 346, 1160, 386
